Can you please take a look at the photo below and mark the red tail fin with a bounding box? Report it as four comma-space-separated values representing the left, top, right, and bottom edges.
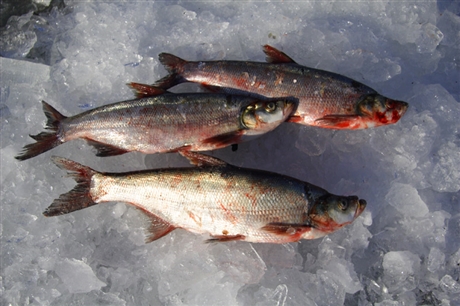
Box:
15, 101, 65, 161
154, 53, 187, 89
43, 156, 98, 217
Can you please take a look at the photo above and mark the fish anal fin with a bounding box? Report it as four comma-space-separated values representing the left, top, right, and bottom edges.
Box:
141, 210, 176, 243
314, 115, 362, 129
262, 45, 297, 64
206, 234, 245, 243
179, 151, 227, 167
86, 140, 130, 157
261, 223, 312, 238
127, 82, 167, 99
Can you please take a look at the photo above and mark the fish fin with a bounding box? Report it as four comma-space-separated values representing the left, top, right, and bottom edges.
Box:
205, 234, 245, 243
127, 82, 167, 98
201, 131, 244, 148
15, 101, 65, 161
179, 151, 227, 167
261, 223, 312, 237
154, 53, 187, 89
142, 211, 176, 243
86, 140, 130, 157
43, 156, 98, 216
201, 84, 224, 93
262, 45, 297, 64
286, 115, 303, 123
314, 115, 362, 129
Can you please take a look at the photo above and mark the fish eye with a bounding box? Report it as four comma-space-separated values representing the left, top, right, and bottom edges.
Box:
338, 200, 348, 211
264, 102, 276, 112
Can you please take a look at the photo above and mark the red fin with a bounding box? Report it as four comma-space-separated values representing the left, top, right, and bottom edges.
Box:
206, 234, 245, 243
179, 151, 227, 167
286, 115, 303, 123
15, 101, 65, 161
128, 82, 167, 99
86, 140, 130, 157
142, 211, 176, 243
314, 115, 362, 129
43, 156, 98, 216
154, 53, 187, 89
201, 131, 244, 147
261, 223, 312, 238
262, 45, 296, 64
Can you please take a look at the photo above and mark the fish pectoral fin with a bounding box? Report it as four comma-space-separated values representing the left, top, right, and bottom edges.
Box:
262, 45, 297, 64
261, 223, 312, 237
179, 151, 227, 167
86, 140, 130, 157
205, 234, 245, 243
144, 212, 176, 243
201, 131, 244, 148
314, 115, 362, 129
127, 82, 167, 99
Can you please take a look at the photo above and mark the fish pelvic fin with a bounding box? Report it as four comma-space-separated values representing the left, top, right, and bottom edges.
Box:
127, 82, 167, 99
43, 156, 98, 217
15, 101, 65, 161
179, 151, 227, 167
141, 210, 176, 243
262, 45, 297, 64
154, 53, 187, 89
86, 140, 130, 157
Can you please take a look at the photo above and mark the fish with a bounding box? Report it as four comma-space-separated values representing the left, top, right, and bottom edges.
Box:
44, 151, 367, 244
15, 87, 295, 161
154, 44, 409, 129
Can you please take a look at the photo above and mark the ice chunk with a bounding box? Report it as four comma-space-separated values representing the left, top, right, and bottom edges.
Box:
427, 247, 445, 273
54, 259, 106, 294
382, 251, 420, 294
385, 182, 429, 218
415, 23, 444, 53
440, 275, 460, 294
0, 12, 37, 58
430, 142, 460, 192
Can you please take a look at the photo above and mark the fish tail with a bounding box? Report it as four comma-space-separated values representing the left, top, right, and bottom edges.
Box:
43, 156, 98, 217
15, 101, 65, 161
154, 53, 187, 89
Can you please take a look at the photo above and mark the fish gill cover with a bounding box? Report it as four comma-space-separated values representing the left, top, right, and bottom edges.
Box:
1, 0, 459, 305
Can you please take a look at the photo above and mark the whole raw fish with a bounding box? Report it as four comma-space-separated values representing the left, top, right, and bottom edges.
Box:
154, 45, 408, 129
15, 88, 295, 161
44, 151, 367, 244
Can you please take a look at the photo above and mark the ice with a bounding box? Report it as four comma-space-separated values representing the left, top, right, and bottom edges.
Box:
382, 251, 420, 294
385, 182, 429, 218
54, 258, 106, 294
2, 0, 460, 305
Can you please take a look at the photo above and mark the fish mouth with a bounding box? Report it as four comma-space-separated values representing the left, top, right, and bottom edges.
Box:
388, 99, 409, 115
355, 199, 367, 218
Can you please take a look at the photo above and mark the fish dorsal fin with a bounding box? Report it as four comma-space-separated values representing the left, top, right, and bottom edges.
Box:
179, 151, 227, 167
262, 45, 297, 64
127, 82, 167, 99
142, 210, 176, 243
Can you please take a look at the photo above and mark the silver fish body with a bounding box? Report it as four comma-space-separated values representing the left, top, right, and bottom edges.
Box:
45, 152, 366, 244
15, 92, 295, 160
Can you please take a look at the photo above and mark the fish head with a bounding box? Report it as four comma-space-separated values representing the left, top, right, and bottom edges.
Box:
308, 194, 367, 234
357, 94, 409, 128
241, 98, 296, 135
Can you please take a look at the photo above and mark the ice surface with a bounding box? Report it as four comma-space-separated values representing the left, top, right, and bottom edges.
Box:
1, 0, 460, 305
